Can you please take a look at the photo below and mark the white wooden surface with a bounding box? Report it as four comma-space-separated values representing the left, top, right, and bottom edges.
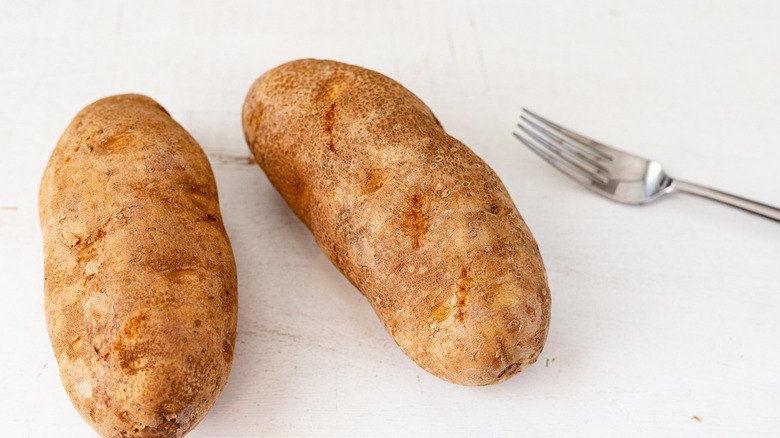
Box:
2, 1, 779, 436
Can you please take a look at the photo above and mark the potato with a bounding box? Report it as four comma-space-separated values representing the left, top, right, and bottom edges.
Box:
242, 59, 550, 386
39, 94, 237, 437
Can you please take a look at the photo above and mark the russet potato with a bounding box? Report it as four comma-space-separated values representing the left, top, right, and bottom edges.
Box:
39, 94, 237, 437
242, 59, 550, 385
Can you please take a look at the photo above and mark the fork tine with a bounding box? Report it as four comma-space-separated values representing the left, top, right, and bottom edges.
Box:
513, 128, 606, 185
522, 108, 614, 159
516, 124, 606, 183
520, 115, 609, 171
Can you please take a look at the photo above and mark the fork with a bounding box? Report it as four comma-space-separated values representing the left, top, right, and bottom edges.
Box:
513, 109, 780, 222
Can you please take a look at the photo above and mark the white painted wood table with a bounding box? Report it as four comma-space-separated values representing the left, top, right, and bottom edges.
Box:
1, 1, 779, 436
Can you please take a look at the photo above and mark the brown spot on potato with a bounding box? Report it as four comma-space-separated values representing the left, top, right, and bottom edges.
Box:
364, 169, 386, 194
331, 243, 341, 265
188, 186, 211, 208
401, 194, 429, 249
489, 203, 502, 215
119, 351, 148, 374
167, 269, 204, 284
160, 400, 182, 416
319, 75, 349, 102
62, 231, 81, 247
324, 102, 336, 151
326, 82, 342, 100
67, 336, 84, 359
75, 223, 110, 263
114, 313, 149, 352
496, 362, 522, 380
294, 179, 309, 205
85, 227, 107, 248
124, 314, 149, 339
103, 134, 134, 151
222, 339, 234, 362
430, 301, 452, 323
454, 268, 472, 322
127, 356, 147, 371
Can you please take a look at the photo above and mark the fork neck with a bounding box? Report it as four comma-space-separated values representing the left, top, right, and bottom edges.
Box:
672, 180, 780, 222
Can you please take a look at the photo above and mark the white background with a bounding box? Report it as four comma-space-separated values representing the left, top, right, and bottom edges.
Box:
1, 1, 779, 436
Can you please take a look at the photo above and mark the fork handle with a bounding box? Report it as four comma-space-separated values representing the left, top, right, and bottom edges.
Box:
673, 180, 780, 222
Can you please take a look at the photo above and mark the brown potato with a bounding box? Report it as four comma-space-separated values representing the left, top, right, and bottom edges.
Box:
39, 94, 237, 437
242, 59, 550, 385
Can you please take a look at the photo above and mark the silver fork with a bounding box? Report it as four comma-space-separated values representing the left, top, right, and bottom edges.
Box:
514, 109, 780, 222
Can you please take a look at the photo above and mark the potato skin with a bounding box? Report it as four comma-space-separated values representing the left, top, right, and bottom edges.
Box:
39, 94, 237, 437
242, 59, 550, 385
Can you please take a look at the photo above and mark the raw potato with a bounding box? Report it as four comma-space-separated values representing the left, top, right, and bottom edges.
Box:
242, 59, 550, 386
39, 94, 237, 437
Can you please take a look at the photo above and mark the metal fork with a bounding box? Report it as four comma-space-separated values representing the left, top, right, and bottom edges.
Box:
513, 109, 780, 222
